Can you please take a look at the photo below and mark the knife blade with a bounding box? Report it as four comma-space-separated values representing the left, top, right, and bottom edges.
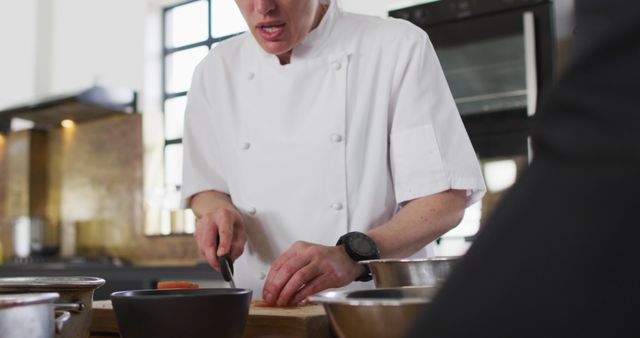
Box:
218, 253, 236, 289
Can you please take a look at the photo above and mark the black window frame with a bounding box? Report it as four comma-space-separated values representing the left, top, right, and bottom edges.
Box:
157, 0, 245, 236
161, 0, 244, 191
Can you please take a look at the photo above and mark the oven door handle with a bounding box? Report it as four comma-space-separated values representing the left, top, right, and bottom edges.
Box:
523, 11, 538, 117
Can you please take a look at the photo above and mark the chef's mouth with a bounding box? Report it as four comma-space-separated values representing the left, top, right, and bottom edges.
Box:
257, 23, 286, 40
260, 24, 285, 32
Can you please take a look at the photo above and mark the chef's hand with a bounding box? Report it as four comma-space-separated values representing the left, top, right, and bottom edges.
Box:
194, 207, 247, 272
262, 241, 364, 306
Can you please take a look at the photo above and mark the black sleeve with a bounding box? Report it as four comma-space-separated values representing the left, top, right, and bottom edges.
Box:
406, 1, 640, 337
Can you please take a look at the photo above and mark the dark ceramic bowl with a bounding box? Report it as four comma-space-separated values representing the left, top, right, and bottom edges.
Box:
111, 288, 252, 338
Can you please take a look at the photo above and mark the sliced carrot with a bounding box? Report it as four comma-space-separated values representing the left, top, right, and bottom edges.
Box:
157, 281, 200, 289
252, 300, 272, 307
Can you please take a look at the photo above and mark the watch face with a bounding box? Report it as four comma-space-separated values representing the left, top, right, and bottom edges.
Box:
350, 235, 377, 257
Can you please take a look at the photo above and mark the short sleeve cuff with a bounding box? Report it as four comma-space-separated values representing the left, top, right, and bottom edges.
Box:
395, 176, 486, 207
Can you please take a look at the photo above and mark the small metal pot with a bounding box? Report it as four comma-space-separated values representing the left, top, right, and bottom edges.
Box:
0, 277, 105, 338
0, 292, 71, 338
362, 256, 461, 288
310, 286, 437, 338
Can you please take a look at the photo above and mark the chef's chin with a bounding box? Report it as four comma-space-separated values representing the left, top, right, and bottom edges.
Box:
252, 36, 291, 56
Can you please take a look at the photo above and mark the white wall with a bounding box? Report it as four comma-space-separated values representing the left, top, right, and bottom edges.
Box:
48, 0, 146, 94
0, 0, 149, 110
0, 0, 37, 109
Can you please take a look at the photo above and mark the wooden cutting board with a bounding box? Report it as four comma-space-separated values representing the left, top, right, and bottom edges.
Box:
90, 300, 331, 338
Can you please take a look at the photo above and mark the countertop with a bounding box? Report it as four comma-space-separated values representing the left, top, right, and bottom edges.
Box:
90, 300, 331, 338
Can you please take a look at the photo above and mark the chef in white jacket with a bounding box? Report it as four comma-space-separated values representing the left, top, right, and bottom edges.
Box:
180, 0, 486, 306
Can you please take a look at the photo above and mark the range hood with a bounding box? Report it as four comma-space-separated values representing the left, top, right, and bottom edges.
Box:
0, 86, 137, 133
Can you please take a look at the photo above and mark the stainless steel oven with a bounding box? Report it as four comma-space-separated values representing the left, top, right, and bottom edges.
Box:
390, 0, 556, 159
390, 0, 557, 253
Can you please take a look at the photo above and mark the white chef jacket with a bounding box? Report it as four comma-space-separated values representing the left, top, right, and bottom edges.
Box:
180, 0, 486, 296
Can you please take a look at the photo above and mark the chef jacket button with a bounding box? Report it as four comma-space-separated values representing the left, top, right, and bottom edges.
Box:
258, 272, 266, 280
331, 202, 343, 211
241, 142, 251, 150
330, 134, 343, 143
247, 72, 255, 80
248, 207, 257, 215
332, 61, 342, 71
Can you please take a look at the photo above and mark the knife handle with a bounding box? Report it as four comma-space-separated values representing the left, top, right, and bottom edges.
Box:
219, 254, 234, 282
216, 236, 234, 282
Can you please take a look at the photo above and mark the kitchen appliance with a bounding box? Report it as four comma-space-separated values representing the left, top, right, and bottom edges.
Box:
111, 288, 252, 338
362, 256, 460, 288
390, 0, 556, 159
310, 286, 437, 338
0, 277, 105, 338
0, 86, 137, 133
391, 0, 558, 252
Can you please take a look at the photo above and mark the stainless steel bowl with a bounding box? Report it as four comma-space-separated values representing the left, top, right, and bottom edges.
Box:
0, 277, 105, 338
362, 256, 461, 288
309, 286, 436, 338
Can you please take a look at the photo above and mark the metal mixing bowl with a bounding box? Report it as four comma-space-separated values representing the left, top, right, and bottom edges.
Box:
309, 286, 436, 338
362, 256, 461, 288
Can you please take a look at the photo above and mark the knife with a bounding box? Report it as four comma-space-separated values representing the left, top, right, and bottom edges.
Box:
218, 253, 235, 289
216, 236, 236, 288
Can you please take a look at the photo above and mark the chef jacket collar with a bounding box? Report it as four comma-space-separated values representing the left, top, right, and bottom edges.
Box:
250, 0, 342, 64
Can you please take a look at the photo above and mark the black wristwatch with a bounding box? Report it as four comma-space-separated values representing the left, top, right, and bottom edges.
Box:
336, 231, 380, 282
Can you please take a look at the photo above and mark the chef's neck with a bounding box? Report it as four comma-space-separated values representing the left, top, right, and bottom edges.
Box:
277, 3, 329, 65
277, 51, 293, 66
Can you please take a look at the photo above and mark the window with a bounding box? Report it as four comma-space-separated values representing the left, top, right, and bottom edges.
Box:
157, 0, 247, 235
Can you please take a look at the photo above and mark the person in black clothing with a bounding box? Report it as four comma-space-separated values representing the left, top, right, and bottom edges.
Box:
407, 0, 640, 337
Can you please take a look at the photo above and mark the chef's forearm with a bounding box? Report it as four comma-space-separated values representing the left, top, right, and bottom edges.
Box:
367, 189, 467, 258
189, 190, 238, 219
